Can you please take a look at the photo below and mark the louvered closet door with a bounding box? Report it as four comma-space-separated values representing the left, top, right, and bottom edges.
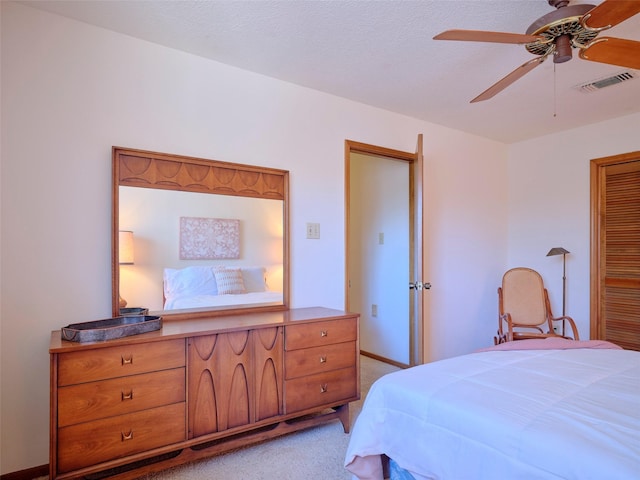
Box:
591, 152, 640, 350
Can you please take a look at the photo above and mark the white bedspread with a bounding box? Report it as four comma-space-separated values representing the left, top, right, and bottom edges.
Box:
164, 291, 282, 310
345, 345, 640, 480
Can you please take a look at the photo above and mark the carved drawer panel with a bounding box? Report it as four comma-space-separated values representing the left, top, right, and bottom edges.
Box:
285, 318, 357, 351
284, 367, 357, 414
57, 339, 185, 386
57, 402, 186, 473
58, 367, 185, 427
285, 341, 356, 380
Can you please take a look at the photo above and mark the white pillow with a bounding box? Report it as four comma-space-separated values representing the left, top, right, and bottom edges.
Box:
214, 268, 246, 295
241, 267, 267, 293
164, 266, 218, 298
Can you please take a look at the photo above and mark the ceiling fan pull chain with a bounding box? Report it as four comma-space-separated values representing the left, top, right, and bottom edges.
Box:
553, 62, 557, 118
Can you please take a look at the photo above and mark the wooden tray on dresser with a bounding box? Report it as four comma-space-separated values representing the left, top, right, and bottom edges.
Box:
60, 315, 162, 342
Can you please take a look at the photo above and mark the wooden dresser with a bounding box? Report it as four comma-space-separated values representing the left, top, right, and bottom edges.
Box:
50, 307, 359, 480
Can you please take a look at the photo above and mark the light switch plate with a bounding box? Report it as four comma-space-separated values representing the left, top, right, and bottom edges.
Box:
306, 223, 320, 239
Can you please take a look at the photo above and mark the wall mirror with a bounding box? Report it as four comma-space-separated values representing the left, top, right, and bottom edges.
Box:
112, 147, 289, 320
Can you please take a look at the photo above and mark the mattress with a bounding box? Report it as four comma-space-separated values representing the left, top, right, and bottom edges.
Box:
345, 340, 639, 480
164, 290, 282, 310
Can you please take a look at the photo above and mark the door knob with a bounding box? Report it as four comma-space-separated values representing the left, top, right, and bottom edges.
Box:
409, 281, 431, 290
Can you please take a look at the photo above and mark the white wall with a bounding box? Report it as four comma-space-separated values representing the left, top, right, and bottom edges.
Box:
422, 126, 510, 360
1, 3, 508, 473
506, 112, 640, 339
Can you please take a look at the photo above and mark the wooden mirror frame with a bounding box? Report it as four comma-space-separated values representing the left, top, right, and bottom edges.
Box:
112, 146, 290, 320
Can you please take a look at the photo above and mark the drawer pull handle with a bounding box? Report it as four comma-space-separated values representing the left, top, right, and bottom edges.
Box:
121, 430, 134, 441
320, 330, 328, 337
320, 384, 328, 393
121, 390, 134, 401
319, 356, 327, 363
121, 355, 133, 365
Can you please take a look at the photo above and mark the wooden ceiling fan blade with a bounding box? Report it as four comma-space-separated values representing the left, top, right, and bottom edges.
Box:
582, 0, 640, 30
433, 29, 543, 44
579, 38, 640, 69
471, 56, 546, 103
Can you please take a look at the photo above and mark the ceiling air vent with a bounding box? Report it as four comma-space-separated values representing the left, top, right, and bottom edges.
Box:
575, 71, 637, 93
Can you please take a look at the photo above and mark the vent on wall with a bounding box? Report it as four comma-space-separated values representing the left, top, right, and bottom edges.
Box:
575, 71, 637, 93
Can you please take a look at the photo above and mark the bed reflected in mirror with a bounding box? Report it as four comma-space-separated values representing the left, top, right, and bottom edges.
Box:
113, 147, 289, 320
120, 187, 284, 312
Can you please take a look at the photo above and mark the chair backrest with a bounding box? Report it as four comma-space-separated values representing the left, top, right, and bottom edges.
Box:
501, 267, 548, 328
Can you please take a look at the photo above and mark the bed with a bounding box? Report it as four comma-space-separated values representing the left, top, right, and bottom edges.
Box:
163, 265, 282, 310
345, 338, 639, 480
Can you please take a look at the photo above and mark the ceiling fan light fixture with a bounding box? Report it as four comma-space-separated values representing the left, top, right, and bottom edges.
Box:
554, 34, 573, 63
525, 4, 599, 58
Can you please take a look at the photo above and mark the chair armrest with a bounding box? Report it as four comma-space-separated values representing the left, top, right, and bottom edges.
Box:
498, 312, 514, 342
550, 314, 580, 340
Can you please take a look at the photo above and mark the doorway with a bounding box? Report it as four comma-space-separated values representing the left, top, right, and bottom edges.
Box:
345, 137, 424, 367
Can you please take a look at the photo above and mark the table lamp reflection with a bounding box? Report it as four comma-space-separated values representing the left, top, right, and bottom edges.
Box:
119, 230, 134, 308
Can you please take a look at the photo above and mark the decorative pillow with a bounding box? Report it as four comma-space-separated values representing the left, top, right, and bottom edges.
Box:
241, 267, 267, 292
214, 268, 246, 295
163, 266, 218, 298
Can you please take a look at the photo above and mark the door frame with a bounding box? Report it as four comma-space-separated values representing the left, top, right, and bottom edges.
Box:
345, 136, 424, 365
590, 150, 640, 342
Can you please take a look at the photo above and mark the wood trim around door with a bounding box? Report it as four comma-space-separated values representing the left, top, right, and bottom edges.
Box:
590, 150, 640, 346
345, 137, 424, 365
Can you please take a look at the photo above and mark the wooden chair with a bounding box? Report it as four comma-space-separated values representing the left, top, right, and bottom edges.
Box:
495, 267, 579, 344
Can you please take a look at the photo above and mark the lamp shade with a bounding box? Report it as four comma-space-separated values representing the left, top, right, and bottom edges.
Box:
547, 247, 569, 256
119, 231, 134, 264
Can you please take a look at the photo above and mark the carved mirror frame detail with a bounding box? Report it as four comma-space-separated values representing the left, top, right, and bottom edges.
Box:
112, 146, 290, 320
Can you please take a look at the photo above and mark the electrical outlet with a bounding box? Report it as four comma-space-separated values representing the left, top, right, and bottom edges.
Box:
378, 232, 384, 244
371, 304, 378, 317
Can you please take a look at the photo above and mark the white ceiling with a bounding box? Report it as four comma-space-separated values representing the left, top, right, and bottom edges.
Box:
17, 0, 640, 143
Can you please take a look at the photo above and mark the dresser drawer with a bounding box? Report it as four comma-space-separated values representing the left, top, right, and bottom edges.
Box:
57, 367, 185, 427
57, 402, 185, 473
57, 339, 185, 386
285, 318, 357, 351
285, 367, 357, 414
285, 342, 356, 380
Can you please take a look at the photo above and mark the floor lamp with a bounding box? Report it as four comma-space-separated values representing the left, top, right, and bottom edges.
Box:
546, 247, 569, 335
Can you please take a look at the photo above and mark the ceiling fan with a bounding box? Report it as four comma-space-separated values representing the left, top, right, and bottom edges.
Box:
433, 0, 640, 103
